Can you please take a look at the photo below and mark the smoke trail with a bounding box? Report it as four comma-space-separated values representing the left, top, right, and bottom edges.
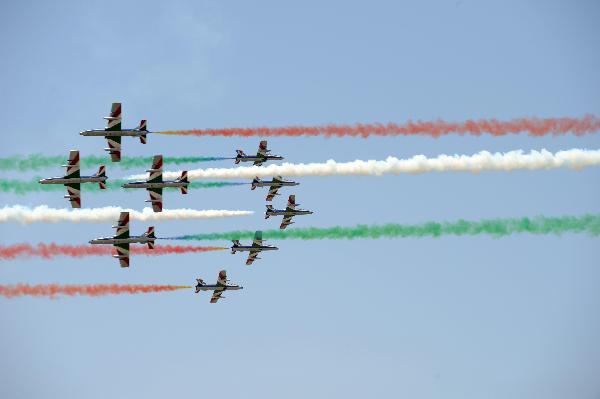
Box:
165, 214, 600, 240
0, 154, 229, 172
157, 115, 600, 138
0, 178, 245, 195
0, 284, 191, 298
0, 205, 253, 224
0, 243, 226, 260
137, 149, 600, 181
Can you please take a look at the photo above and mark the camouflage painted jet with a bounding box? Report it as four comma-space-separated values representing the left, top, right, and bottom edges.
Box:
251, 175, 299, 201
38, 150, 107, 208
195, 270, 243, 303
265, 195, 313, 229
121, 155, 188, 212
235, 140, 283, 166
231, 231, 279, 265
79, 102, 148, 162
88, 212, 156, 268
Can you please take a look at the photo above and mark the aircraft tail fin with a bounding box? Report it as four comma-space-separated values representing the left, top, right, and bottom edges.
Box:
138, 120, 148, 144
265, 205, 274, 219
251, 177, 260, 190
235, 150, 245, 164
177, 171, 189, 194
95, 165, 107, 189
177, 171, 189, 183
137, 119, 148, 131
94, 165, 107, 177
144, 226, 156, 239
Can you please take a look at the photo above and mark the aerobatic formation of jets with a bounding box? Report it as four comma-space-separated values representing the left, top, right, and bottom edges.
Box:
40, 102, 313, 303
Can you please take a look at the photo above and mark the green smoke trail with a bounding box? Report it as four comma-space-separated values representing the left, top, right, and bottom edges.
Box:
167, 214, 600, 240
0, 178, 244, 195
0, 154, 229, 172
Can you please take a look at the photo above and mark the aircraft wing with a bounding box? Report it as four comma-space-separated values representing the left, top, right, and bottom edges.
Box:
106, 136, 122, 162
148, 187, 163, 212
253, 159, 264, 166
280, 215, 294, 230
252, 230, 263, 246
257, 140, 268, 157
114, 212, 130, 238
217, 270, 227, 286
266, 185, 281, 201
246, 250, 259, 266
286, 195, 297, 210
147, 155, 163, 183
65, 183, 81, 208
64, 150, 80, 179
114, 243, 130, 268
210, 287, 225, 303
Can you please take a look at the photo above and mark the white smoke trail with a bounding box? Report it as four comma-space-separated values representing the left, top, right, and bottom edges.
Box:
0, 206, 253, 225
129, 148, 600, 181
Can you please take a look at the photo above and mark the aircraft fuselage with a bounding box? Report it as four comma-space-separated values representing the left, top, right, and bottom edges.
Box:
237, 155, 284, 163
121, 181, 188, 189
268, 210, 313, 217
195, 284, 243, 292
232, 245, 279, 252
39, 176, 107, 185
254, 180, 299, 187
89, 236, 154, 245
80, 129, 146, 137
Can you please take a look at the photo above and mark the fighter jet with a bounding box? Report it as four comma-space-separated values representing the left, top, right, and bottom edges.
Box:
251, 176, 299, 201
235, 140, 283, 166
79, 102, 148, 162
231, 231, 278, 265
195, 270, 243, 303
38, 150, 107, 208
121, 155, 188, 212
265, 195, 313, 229
88, 212, 155, 268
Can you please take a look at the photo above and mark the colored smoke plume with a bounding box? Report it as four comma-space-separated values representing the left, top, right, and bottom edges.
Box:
0, 284, 191, 298
140, 148, 600, 181
0, 154, 229, 172
0, 205, 253, 224
166, 214, 600, 240
157, 115, 600, 138
0, 243, 226, 260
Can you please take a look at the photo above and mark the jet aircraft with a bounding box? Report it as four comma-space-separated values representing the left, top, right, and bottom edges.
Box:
39, 150, 107, 208
195, 270, 243, 303
235, 140, 283, 166
251, 176, 299, 201
265, 195, 313, 229
122, 155, 189, 212
79, 102, 148, 162
88, 212, 155, 267
231, 230, 278, 265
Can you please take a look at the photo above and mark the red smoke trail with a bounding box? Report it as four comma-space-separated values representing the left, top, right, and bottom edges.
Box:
158, 114, 600, 138
0, 284, 191, 298
0, 243, 226, 260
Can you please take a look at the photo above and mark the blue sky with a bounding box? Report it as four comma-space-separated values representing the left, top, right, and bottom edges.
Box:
1, 1, 599, 398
